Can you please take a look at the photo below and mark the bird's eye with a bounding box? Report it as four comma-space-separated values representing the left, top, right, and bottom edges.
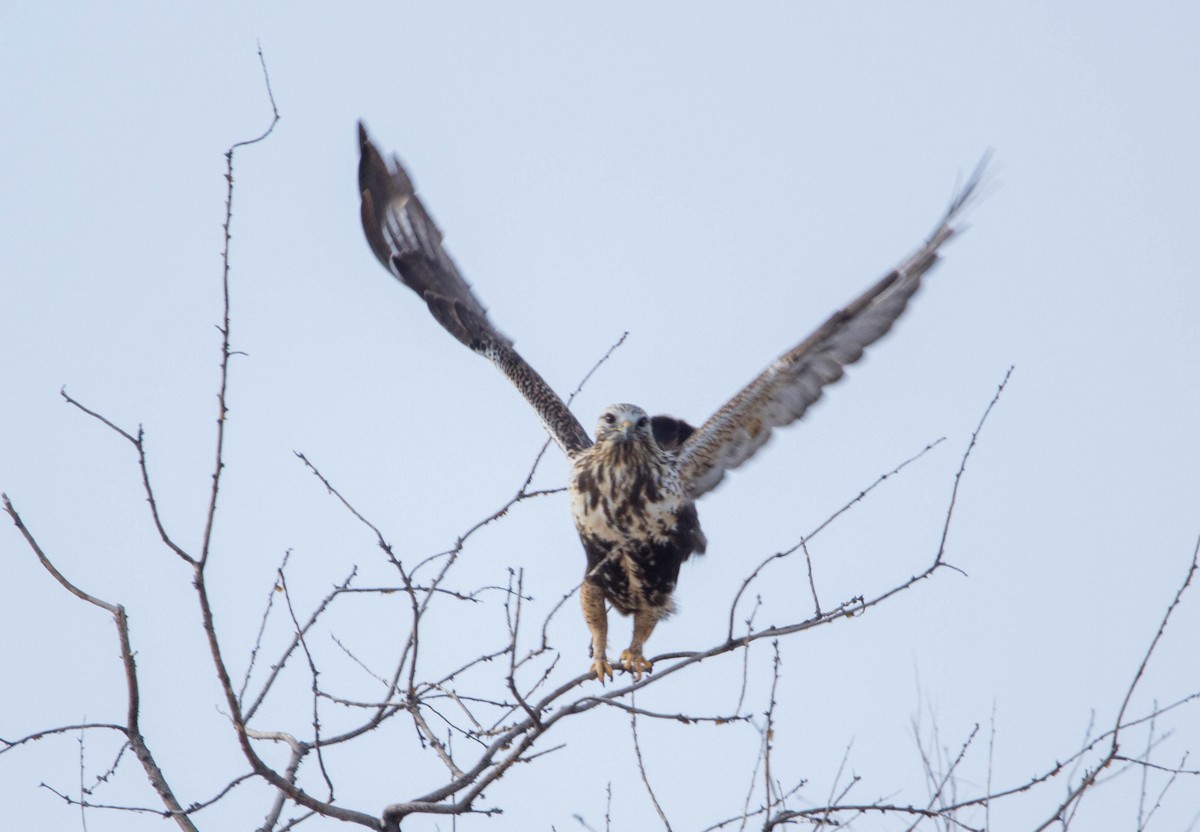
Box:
637, 416, 648, 429
603, 413, 616, 425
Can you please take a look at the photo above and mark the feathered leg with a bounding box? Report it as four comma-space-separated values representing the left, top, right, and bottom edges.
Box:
581, 580, 612, 682
620, 609, 660, 681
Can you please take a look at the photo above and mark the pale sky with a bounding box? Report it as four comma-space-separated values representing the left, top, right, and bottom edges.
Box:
3, 4, 1199, 830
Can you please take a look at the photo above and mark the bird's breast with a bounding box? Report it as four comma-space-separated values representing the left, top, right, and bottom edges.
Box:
568, 449, 689, 546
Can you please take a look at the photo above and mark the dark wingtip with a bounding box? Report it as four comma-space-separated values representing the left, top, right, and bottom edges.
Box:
357, 122, 419, 269
357, 122, 395, 269
357, 121, 386, 196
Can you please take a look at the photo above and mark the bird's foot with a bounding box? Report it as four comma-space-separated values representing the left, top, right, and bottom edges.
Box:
590, 655, 614, 684
619, 649, 653, 681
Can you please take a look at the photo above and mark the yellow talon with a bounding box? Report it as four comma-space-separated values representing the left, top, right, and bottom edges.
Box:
619, 649, 653, 681
590, 656, 614, 683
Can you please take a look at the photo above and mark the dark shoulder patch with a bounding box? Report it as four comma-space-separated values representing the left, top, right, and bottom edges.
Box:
651, 415, 696, 451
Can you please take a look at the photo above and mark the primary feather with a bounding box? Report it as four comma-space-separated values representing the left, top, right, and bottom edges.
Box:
358, 123, 591, 456
675, 166, 986, 497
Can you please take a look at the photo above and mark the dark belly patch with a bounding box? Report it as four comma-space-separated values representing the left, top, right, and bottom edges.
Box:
582, 536, 686, 616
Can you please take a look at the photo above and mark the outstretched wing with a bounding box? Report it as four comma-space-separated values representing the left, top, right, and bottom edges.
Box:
358, 123, 592, 456
677, 157, 989, 498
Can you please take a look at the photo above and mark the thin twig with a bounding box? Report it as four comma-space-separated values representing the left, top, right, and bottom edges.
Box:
58, 391, 197, 565
1032, 534, 1199, 831
761, 642, 785, 824
726, 436, 946, 641
201, 44, 280, 569
518, 331, 628, 496
2, 495, 198, 831
629, 689, 673, 831
277, 568, 335, 800
240, 550, 290, 708
77, 723, 88, 832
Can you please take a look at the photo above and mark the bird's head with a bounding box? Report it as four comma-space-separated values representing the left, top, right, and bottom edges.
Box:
594, 403, 653, 447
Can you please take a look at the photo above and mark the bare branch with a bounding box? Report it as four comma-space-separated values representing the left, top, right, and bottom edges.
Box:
3, 494, 118, 614
933, 366, 1014, 569
579, 698, 749, 725
244, 567, 358, 722
2, 495, 198, 830
277, 567, 335, 801
726, 435, 947, 641
762, 642, 782, 821
240, 549, 290, 708
76, 724, 87, 832
2, 723, 128, 755
1032, 534, 1199, 831
202, 45, 281, 571
629, 690, 673, 832
58, 391, 196, 564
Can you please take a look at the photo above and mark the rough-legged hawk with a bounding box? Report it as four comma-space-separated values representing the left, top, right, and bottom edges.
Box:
358, 123, 985, 682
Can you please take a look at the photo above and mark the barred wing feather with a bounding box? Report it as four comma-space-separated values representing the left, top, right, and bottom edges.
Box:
677, 160, 988, 499
358, 123, 592, 455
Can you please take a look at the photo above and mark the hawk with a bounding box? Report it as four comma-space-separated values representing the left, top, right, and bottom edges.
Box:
358, 123, 985, 682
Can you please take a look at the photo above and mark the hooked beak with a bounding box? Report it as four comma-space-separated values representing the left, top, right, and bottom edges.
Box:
618, 420, 634, 440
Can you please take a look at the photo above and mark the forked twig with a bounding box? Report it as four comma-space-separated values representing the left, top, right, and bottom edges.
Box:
2, 495, 198, 831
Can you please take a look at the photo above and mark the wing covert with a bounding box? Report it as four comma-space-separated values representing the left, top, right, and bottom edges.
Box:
358, 122, 592, 455
676, 157, 990, 498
